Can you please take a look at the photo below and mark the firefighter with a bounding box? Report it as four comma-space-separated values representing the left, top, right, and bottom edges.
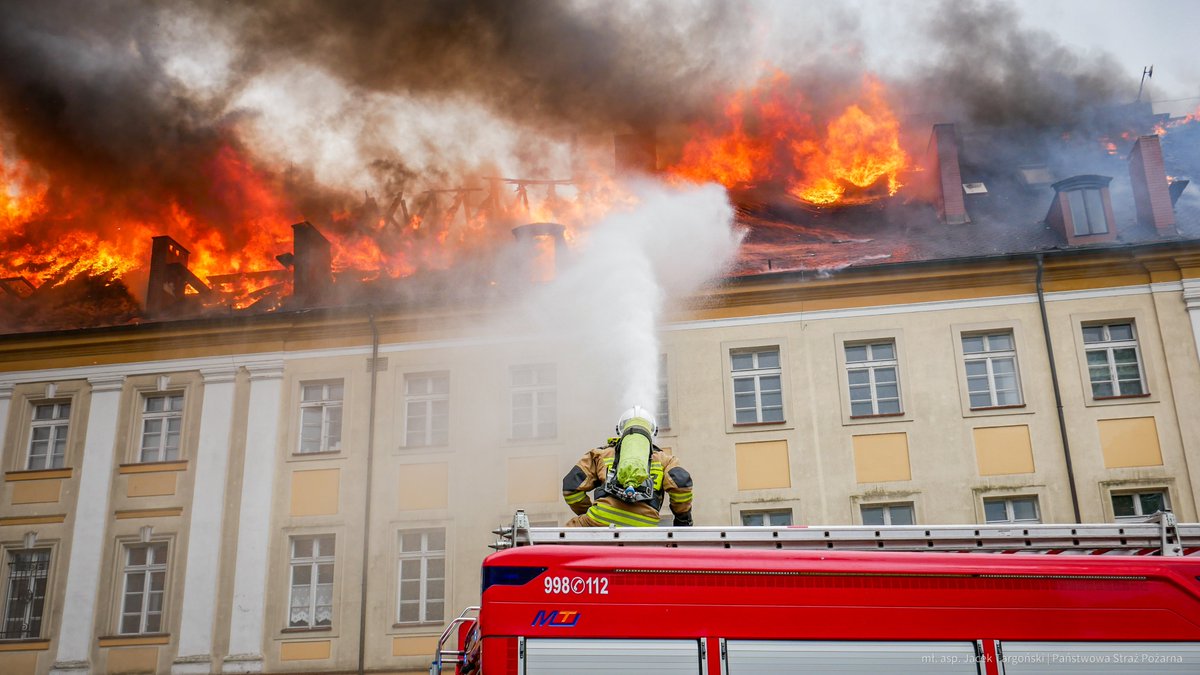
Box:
562, 406, 694, 527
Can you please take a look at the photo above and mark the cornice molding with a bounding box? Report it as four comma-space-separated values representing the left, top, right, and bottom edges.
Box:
199, 365, 238, 384
245, 360, 285, 382
86, 374, 126, 393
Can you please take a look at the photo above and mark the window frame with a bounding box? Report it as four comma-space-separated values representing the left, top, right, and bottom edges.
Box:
395, 528, 447, 627
656, 353, 672, 433
1, 547, 51, 641
137, 392, 185, 463
26, 401, 71, 471
1066, 187, 1110, 235
729, 346, 785, 426
982, 496, 1041, 524
843, 340, 902, 419
1111, 489, 1171, 521
118, 541, 169, 636
859, 502, 916, 526
509, 364, 557, 441
961, 331, 1024, 410
287, 534, 336, 631
1081, 321, 1148, 400
296, 379, 344, 455
402, 371, 450, 449
739, 509, 793, 526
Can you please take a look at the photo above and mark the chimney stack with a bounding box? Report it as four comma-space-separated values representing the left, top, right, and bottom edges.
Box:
926, 124, 969, 225
1128, 135, 1177, 237
512, 222, 567, 283
146, 236, 192, 317
291, 221, 333, 307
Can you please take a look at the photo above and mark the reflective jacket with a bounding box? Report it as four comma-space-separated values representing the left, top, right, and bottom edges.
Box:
562, 442, 693, 527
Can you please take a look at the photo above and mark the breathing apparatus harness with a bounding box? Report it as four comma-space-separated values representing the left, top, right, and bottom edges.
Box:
602, 424, 657, 504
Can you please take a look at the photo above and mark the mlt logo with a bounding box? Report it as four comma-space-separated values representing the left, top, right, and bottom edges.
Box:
531, 610, 581, 627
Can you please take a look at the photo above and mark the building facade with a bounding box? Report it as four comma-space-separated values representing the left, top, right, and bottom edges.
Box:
3, 242, 1200, 674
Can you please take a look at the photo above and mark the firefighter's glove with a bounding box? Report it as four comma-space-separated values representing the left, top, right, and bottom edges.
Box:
673, 512, 693, 527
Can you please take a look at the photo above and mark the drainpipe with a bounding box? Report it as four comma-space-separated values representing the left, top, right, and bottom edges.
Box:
357, 308, 380, 674
1036, 255, 1082, 523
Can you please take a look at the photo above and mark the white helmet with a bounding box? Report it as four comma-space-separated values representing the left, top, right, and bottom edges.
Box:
616, 405, 657, 437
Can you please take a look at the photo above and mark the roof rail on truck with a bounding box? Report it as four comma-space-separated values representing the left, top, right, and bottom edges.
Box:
492, 509, 1191, 556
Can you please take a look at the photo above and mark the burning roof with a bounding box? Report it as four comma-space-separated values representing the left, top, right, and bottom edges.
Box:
1, 2, 1199, 335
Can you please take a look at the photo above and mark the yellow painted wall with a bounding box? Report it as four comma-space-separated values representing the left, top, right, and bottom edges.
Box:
852, 433, 912, 483
290, 469, 341, 516
105, 646, 158, 673
734, 440, 791, 490
973, 425, 1036, 476
1098, 417, 1164, 468
0, 652, 39, 675
398, 463, 449, 510
392, 635, 439, 657
506, 456, 559, 504
126, 472, 177, 497
10, 479, 61, 504
280, 640, 332, 661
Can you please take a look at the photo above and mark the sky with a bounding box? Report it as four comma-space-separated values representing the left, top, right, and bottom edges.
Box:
839, 0, 1200, 116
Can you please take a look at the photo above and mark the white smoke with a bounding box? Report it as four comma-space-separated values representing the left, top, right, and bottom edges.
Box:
510, 182, 742, 423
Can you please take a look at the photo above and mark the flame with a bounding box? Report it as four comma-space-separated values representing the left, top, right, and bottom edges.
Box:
667, 73, 908, 206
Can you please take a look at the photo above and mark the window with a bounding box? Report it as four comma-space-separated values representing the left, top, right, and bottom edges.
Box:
731, 348, 783, 424
298, 381, 343, 454
1067, 188, 1109, 235
740, 509, 792, 526
397, 529, 445, 624
844, 342, 901, 417
139, 393, 183, 462
119, 542, 167, 635
289, 535, 334, 629
1082, 322, 1146, 398
511, 364, 556, 440
962, 332, 1022, 408
861, 503, 915, 526
656, 354, 671, 431
1112, 490, 1170, 521
2, 549, 49, 640
983, 497, 1040, 524
27, 402, 70, 470
404, 372, 449, 447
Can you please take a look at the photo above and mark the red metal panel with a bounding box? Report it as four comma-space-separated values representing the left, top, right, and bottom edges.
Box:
478, 546, 1200, 644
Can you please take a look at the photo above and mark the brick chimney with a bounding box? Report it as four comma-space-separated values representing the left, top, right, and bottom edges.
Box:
291, 221, 332, 307
926, 124, 969, 225
614, 128, 657, 174
1127, 135, 1177, 237
145, 235, 214, 317
512, 222, 567, 283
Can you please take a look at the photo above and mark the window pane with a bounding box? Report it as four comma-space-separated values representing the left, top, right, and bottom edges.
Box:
1109, 324, 1134, 341
964, 360, 987, 377
740, 513, 766, 526
734, 408, 757, 424
889, 505, 915, 525
961, 336, 985, 354
1083, 189, 1107, 233
33, 405, 54, 421
844, 345, 868, 363
761, 407, 784, 423
861, 507, 885, 526
293, 538, 313, 559
984, 501, 1007, 522
1068, 190, 1089, 235
756, 350, 780, 369
1118, 380, 1145, 396
1112, 494, 1136, 518
872, 342, 895, 361
730, 353, 753, 371
850, 401, 873, 417
988, 333, 1013, 351
1082, 326, 1105, 343
733, 377, 755, 393
1012, 498, 1038, 521
969, 392, 992, 408
847, 370, 870, 385
873, 367, 897, 384
758, 375, 780, 391
1139, 492, 1165, 514
1092, 382, 1114, 398
877, 399, 901, 415
768, 511, 792, 526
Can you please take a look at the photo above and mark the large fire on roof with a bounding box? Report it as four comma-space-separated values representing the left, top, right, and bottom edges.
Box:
1, 1, 1198, 334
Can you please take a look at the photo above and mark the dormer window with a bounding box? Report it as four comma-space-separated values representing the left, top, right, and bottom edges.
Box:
1046, 175, 1116, 245
1066, 187, 1108, 235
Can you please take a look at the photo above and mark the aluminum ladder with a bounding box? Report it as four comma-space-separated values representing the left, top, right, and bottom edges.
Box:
492, 509, 1195, 556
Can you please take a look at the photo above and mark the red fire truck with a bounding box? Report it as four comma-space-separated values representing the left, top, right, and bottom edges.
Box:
431, 511, 1200, 674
